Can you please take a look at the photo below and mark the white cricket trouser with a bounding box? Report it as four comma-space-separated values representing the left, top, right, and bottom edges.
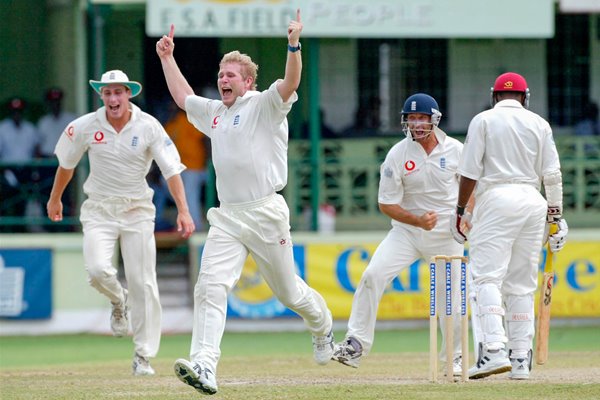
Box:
80, 197, 161, 358
191, 193, 332, 373
347, 215, 464, 360
468, 184, 546, 354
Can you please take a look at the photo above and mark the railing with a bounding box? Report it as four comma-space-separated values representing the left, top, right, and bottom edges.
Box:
1, 136, 598, 232
285, 135, 600, 231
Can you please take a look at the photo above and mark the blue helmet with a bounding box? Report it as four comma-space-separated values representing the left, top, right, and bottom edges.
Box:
400, 93, 442, 140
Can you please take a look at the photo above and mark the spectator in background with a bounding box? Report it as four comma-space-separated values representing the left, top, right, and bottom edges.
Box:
37, 88, 78, 158
341, 96, 381, 137
153, 100, 209, 231
574, 101, 600, 137
0, 97, 39, 162
0, 98, 40, 230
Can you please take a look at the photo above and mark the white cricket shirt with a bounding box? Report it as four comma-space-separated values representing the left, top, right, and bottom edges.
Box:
186, 81, 297, 204
54, 103, 185, 201
458, 99, 561, 196
0, 119, 39, 162
378, 128, 463, 227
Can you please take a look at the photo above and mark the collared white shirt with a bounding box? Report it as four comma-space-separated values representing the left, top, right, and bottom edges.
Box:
378, 127, 463, 227
186, 81, 297, 204
0, 119, 39, 162
54, 103, 185, 201
38, 111, 78, 157
458, 99, 561, 196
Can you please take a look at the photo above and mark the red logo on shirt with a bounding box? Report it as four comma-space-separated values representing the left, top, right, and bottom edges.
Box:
94, 131, 105, 142
404, 160, 416, 171
66, 126, 74, 138
212, 116, 220, 129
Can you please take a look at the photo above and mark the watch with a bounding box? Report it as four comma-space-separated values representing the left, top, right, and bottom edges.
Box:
287, 42, 301, 53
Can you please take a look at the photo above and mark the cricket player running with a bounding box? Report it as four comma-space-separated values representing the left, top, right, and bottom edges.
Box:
332, 93, 469, 376
47, 70, 195, 375
156, 9, 334, 395
451, 72, 568, 380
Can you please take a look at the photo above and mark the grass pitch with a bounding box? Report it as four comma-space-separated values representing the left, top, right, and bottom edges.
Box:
1, 326, 599, 399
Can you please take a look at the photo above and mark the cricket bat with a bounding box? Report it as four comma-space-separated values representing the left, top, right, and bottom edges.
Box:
535, 223, 558, 365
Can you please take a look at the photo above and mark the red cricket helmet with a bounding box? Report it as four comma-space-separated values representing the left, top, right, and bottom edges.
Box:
490, 72, 530, 108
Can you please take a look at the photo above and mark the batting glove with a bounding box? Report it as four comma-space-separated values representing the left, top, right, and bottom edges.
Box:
450, 206, 468, 244
548, 219, 568, 253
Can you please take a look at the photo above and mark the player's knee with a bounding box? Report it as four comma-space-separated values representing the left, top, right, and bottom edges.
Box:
85, 262, 115, 284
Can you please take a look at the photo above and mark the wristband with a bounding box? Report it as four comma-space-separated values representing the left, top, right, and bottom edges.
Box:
456, 206, 465, 216
288, 42, 301, 53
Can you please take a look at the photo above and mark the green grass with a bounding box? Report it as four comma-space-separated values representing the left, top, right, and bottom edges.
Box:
1, 326, 599, 399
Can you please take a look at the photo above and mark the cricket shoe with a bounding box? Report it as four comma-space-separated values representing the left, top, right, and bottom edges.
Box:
174, 358, 218, 395
110, 289, 129, 337
332, 336, 363, 368
509, 350, 532, 380
132, 353, 155, 376
312, 330, 335, 365
468, 346, 511, 379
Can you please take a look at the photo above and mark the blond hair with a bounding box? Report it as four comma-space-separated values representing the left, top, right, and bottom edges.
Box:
220, 51, 259, 90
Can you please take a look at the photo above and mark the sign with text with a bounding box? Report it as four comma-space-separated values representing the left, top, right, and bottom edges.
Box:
195, 240, 599, 320
146, 0, 554, 38
0, 249, 52, 319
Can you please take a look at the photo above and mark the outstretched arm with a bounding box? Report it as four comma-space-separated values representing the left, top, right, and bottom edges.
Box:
277, 9, 303, 103
156, 25, 195, 110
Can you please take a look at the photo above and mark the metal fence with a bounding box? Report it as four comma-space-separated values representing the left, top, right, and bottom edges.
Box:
1, 136, 598, 232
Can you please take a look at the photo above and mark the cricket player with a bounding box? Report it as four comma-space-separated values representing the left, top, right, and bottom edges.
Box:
451, 72, 568, 380
47, 70, 195, 376
156, 10, 333, 396
332, 93, 468, 376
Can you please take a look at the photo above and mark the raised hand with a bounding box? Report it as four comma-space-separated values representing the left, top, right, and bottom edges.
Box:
156, 24, 175, 58
288, 9, 302, 45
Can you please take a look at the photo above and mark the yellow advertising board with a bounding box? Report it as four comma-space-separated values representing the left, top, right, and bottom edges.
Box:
220, 239, 599, 319
307, 242, 600, 319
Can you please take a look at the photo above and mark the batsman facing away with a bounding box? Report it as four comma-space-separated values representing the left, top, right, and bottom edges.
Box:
451, 72, 568, 380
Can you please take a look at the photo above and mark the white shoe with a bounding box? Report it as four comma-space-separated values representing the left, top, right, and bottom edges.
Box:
174, 358, 218, 395
332, 336, 363, 368
132, 353, 155, 376
110, 289, 128, 337
468, 347, 511, 380
443, 355, 463, 377
312, 331, 335, 365
509, 350, 531, 380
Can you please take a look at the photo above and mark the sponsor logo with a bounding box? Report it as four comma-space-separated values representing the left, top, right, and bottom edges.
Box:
93, 131, 106, 144
212, 115, 220, 128
404, 160, 416, 171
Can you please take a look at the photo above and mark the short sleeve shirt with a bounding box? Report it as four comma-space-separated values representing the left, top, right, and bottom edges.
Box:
378, 128, 463, 228
37, 111, 78, 157
458, 99, 561, 196
54, 103, 185, 201
185, 81, 297, 204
